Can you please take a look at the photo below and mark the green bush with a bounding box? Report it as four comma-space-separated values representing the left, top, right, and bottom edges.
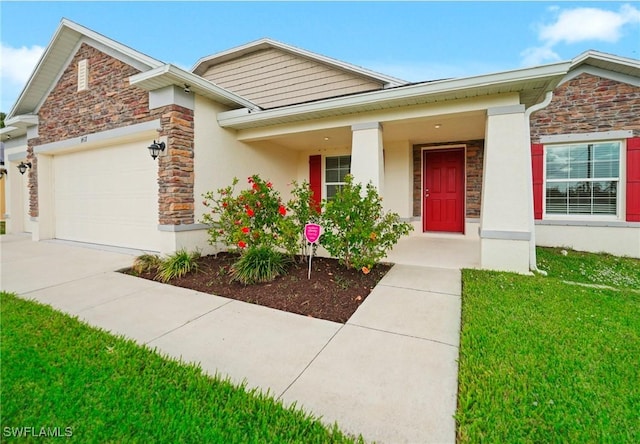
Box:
321, 175, 413, 271
156, 249, 200, 283
131, 253, 162, 275
287, 180, 321, 257
230, 246, 290, 285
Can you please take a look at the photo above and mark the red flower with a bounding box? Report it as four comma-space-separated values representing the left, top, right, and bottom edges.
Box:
252, 183, 260, 191
241, 227, 250, 233
238, 241, 247, 249
222, 202, 228, 208
278, 205, 287, 216
247, 208, 255, 217
248, 177, 253, 183
266, 181, 273, 188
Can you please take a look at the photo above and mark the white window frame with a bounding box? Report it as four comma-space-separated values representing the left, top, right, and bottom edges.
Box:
325, 155, 351, 200
543, 140, 624, 221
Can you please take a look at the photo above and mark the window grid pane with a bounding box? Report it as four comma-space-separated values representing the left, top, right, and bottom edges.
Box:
545, 142, 620, 217
325, 155, 351, 200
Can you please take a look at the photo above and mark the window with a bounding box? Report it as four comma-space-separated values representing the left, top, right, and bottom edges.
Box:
545, 142, 621, 217
325, 155, 351, 199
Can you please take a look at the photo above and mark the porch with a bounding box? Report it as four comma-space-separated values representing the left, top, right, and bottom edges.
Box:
384, 233, 480, 269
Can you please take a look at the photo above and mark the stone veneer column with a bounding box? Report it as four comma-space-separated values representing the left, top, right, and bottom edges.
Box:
350, 122, 384, 195
155, 104, 195, 226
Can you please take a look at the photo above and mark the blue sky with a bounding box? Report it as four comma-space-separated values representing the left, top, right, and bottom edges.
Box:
1, 1, 639, 113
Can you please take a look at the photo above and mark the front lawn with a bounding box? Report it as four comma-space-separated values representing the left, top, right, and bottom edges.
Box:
457, 248, 640, 443
0, 292, 361, 443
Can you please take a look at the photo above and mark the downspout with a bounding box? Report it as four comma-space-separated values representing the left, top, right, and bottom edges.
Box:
524, 91, 554, 273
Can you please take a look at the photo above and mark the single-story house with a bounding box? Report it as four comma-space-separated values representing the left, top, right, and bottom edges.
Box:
2, 19, 638, 273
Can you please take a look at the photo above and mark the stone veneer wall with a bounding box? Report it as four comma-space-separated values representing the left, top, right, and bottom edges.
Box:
156, 105, 195, 225
530, 73, 640, 142
26, 43, 195, 225
412, 140, 484, 219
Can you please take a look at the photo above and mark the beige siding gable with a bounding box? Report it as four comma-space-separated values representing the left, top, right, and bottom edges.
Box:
201, 47, 384, 108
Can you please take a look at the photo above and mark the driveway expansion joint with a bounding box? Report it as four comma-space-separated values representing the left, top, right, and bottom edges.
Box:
145, 299, 235, 345
379, 283, 461, 297
277, 324, 345, 400
345, 322, 460, 348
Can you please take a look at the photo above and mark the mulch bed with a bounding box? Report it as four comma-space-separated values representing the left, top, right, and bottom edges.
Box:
126, 253, 392, 323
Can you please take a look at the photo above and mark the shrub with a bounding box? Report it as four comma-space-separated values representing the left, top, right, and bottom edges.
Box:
287, 180, 321, 257
321, 174, 413, 271
131, 253, 162, 275
156, 249, 201, 283
201, 175, 297, 256
230, 246, 290, 285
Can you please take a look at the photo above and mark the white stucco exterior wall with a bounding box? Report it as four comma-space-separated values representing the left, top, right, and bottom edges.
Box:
382, 140, 412, 218
168, 95, 300, 255
536, 223, 640, 258
480, 105, 532, 273
4, 139, 32, 234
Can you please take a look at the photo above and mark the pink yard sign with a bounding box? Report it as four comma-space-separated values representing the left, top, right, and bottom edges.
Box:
304, 223, 321, 244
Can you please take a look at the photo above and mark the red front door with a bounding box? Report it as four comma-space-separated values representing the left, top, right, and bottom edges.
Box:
423, 149, 465, 233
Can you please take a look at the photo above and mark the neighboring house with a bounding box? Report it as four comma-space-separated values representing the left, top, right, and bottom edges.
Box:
1, 19, 638, 273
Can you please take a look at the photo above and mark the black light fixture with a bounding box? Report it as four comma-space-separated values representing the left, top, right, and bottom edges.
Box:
148, 140, 166, 160
17, 161, 31, 175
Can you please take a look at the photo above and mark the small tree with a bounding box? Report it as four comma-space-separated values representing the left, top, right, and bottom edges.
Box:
321, 175, 413, 271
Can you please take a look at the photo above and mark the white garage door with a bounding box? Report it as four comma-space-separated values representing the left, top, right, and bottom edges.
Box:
54, 140, 161, 251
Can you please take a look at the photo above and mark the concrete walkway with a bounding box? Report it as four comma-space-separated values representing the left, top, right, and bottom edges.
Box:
1, 234, 461, 444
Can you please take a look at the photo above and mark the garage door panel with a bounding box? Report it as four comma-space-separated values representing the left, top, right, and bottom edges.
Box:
54, 141, 161, 251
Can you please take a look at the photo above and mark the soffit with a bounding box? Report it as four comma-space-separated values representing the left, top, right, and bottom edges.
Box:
218, 62, 571, 130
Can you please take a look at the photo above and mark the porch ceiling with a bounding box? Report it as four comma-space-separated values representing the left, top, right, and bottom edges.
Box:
252, 111, 486, 151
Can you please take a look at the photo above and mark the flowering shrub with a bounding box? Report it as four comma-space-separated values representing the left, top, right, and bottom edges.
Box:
201, 175, 297, 256
321, 174, 413, 270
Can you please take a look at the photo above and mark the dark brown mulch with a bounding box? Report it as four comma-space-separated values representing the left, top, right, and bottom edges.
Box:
127, 253, 392, 324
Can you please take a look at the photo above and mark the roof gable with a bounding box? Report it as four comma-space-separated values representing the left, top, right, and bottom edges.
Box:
564, 50, 640, 87
8, 18, 164, 119
192, 38, 407, 108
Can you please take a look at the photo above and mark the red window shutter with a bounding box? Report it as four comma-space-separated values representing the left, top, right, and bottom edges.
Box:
627, 137, 640, 222
309, 155, 322, 211
531, 143, 544, 219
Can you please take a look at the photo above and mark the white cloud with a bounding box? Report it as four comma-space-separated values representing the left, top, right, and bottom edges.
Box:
540, 4, 640, 45
520, 46, 561, 67
0, 42, 44, 112
521, 4, 640, 66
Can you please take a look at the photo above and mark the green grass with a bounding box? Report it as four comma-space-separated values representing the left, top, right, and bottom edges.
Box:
0, 292, 361, 443
457, 248, 640, 443
537, 246, 640, 291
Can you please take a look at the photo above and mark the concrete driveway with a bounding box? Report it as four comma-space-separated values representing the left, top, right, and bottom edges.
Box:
1, 234, 461, 443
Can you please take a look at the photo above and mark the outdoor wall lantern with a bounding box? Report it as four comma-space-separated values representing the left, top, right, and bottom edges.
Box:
148, 141, 166, 160
17, 161, 32, 175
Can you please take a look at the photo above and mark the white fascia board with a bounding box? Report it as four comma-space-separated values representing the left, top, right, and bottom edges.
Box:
8, 18, 164, 120
218, 61, 571, 128
130, 64, 260, 110
571, 50, 640, 70
5, 115, 39, 128
192, 38, 407, 86
60, 18, 164, 69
